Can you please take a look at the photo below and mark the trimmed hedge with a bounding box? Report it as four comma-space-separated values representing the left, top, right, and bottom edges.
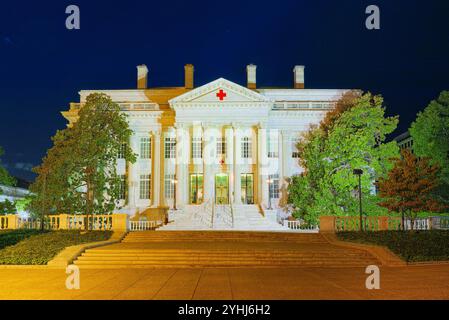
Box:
0, 229, 43, 250
0, 230, 112, 265
337, 230, 449, 262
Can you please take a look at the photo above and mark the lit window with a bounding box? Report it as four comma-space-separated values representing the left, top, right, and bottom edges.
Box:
165, 137, 176, 159
140, 137, 151, 159
118, 143, 127, 159
241, 137, 252, 159
139, 174, 151, 200
292, 138, 300, 158
164, 174, 175, 199
217, 137, 226, 157
268, 174, 280, 199
191, 137, 202, 159
118, 175, 126, 200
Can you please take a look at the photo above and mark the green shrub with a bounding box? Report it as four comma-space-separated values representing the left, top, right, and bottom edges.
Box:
337, 230, 449, 262
0, 229, 43, 249
0, 230, 112, 265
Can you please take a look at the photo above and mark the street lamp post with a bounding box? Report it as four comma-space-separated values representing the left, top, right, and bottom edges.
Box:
353, 169, 364, 231
267, 178, 273, 210
171, 177, 178, 210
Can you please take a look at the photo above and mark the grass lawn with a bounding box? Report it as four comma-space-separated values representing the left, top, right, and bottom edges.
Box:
0, 230, 112, 265
337, 230, 449, 262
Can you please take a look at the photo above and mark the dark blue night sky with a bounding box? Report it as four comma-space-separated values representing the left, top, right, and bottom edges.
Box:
1, 0, 448, 181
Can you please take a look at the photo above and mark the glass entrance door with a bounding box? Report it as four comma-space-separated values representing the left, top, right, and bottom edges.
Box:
215, 174, 229, 204
241, 173, 254, 204
190, 174, 203, 204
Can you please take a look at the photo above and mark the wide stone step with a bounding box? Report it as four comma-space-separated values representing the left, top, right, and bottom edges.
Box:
74, 260, 377, 268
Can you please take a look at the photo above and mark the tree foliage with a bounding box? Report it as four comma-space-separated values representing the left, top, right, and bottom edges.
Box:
410, 90, 449, 206
288, 92, 399, 223
0, 147, 16, 188
29, 93, 136, 229
377, 149, 446, 229
0, 199, 16, 215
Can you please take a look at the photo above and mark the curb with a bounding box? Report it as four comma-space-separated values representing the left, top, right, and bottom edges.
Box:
47, 232, 127, 268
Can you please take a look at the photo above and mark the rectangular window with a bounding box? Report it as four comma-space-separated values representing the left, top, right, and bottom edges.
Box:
268, 174, 280, 199
292, 138, 300, 158
118, 143, 127, 159
164, 174, 175, 199
241, 137, 252, 159
139, 174, 151, 200
191, 137, 202, 159
267, 134, 279, 158
217, 137, 226, 157
165, 137, 176, 159
140, 137, 151, 159
118, 175, 126, 200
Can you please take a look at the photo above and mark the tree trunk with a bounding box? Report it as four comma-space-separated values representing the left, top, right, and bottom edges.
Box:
40, 173, 47, 231
401, 211, 405, 231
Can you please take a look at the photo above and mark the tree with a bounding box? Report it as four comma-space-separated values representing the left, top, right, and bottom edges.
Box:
30, 93, 136, 230
0, 199, 16, 215
288, 92, 399, 223
0, 147, 16, 187
410, 91, 449, 207
377, 149, 446, 230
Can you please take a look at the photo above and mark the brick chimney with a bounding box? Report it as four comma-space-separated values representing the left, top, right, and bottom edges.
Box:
184, 64, 194, 89
246, 64, 257, 89
137, 64, 148, 89
293, 65, 305, 89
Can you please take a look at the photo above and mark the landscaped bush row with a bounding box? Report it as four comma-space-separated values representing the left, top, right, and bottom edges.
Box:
0, 230, 112, 265
0, 229, 43, 250
337, 230, 449, 262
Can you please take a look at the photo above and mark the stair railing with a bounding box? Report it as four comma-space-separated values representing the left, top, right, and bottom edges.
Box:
215, 204, 234, 228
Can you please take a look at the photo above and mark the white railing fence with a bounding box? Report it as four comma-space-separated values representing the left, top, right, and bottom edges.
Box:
129, 220, 163, 231
194, 199, 214, 228
404, 218, 430, 231
215, 205, 234, 228
283, 220, 319, 232
430, 216, 449, 230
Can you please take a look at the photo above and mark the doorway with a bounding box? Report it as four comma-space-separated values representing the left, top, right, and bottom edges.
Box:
189, 174, 203, 204
215, 173, 229, 204
241, 173, 254, 204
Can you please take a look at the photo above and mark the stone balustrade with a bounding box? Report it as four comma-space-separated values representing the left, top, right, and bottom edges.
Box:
319, 215, 449, 232
0, 213, 129, 232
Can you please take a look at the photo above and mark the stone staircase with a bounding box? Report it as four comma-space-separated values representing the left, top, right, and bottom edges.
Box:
158, 204, 288, 231
73, 231, 380, 268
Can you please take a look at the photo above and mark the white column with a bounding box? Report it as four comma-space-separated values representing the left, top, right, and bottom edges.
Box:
282, 131, 292, 180
226, 126, 234, 204
202, 124, 214, 202
258, 125, 268, 209
175, 124, 189, 208
151, 131, 161, 207
278, 130, 283, 182
233, 124, 242, 204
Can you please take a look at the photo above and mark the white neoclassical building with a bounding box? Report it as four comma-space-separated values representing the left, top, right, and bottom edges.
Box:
62, 64, 349, 229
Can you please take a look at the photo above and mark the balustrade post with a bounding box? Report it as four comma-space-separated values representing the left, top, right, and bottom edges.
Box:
5, 214, 18, 229
112, 213, 129, 232
319, 216, 336, 233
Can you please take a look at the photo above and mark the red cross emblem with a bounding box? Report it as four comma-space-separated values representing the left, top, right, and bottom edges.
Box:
216, 89, 227, 101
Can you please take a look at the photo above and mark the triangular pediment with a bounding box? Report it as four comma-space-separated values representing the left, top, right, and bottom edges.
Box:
169, 78, 272, 104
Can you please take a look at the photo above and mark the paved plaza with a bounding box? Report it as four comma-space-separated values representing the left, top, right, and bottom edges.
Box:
0, 264, 448, 300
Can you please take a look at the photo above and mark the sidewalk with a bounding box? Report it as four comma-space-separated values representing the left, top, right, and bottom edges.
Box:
0, 265, 448, 300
